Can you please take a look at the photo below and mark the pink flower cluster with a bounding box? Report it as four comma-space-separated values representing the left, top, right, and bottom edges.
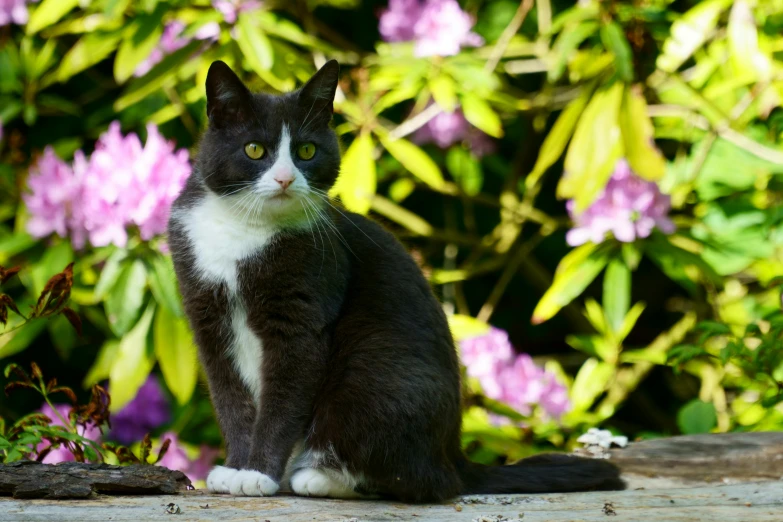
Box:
135, 21, 220, 77
25, 122, 191, 249
566, 159, 675, 246
0, 0, 35, 26
155, 432, 221, 483
460, 328, 570, 419
379, 0, 483, 57
413, 107, 495, 156
36, 403, 103, 464
213, 0, 262, 23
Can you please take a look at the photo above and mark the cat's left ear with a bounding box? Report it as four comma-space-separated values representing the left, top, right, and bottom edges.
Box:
297, 60, 339, 123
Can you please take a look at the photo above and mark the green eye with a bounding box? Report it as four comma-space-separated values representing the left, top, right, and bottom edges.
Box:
297, 143, 316, 160
244, 142, 265, 160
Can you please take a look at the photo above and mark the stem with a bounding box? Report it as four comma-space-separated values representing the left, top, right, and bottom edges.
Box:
484, 0, 536, 74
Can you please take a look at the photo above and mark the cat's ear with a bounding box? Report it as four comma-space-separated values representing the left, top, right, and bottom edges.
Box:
206, 61, 252, 127
297, 60, 339, 124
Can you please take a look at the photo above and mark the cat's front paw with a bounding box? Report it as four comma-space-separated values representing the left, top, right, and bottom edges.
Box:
207, 465, 239, 493
228, 469, 280, 497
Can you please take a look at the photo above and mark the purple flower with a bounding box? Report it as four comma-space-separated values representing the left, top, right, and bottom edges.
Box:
413, 106, 495, 156
212, 0, 262, 24
155, 431, 220, 482
379, 0, 483, 57
36, 403, 102, 464
134, 21, 220, 77
460, 327, 570, 419
566, 159, 675, 246
0, 0, 35, 26
110, 376, 170, 444
25, 121, 191, 248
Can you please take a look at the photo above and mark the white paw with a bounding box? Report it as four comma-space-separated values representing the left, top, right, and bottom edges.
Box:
228, 469, 279, 497
290, 468, 333, 497
207, 466, 238, 493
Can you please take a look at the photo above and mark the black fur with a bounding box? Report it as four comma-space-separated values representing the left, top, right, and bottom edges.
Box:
168, 60, 624, 502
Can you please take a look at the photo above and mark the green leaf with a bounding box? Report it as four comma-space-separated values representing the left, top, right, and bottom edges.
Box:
388, 178, 416, 202
532, 243, 612, 324
94, 248, 127, 300
677, 399, 717, 434
644, 233, 721, 294
114, 40, 201, 111
445, 147, 483, 196
26, 0, 79, 34
113, 7, 165, 83
53, 31, 123, 85
331, 133, 376, 214
617, 302, 645, 341
105, 259, 147, 336
600, 22, 633, 82
460, 94, 503, 138
570, 358, 614, 412
0, 320, 47, 360
619, 86, 665, 181
429, 75, 457, 112
526, 88, 591, 189
378, 135, 444, 189
549, 21, 598, 82
656, 0, 731, 73
83, 340, 120, 388
561, 82, 624, 211
31, 240, 73, 294
449, 314, 490, 342
109, 303, 156, 412
603, 257, 630, 334
154, 305, 197, 405
146, 254, 184, 317
236, 13, 274, 74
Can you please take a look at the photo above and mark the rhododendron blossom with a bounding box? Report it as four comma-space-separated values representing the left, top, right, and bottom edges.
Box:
566, 159, 675, 246
0, 0, 35, 26
413, 107, 495, 156
460, 327, 570, 420
25, 122, 191, 248
379, 0, 483, 57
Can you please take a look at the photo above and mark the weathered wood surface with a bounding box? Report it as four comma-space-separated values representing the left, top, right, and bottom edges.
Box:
1, 432, 782, 520
0, 481, 780, 521
606, 432, 783, 481
0, 461, 191, 499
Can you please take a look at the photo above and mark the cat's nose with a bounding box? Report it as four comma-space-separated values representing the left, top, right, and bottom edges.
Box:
274, 172, 295, 190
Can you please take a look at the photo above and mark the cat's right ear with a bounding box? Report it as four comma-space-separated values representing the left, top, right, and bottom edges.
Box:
206, 61, 252, 127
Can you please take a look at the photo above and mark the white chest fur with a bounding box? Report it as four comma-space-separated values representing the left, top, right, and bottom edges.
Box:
174, 192, 277, 401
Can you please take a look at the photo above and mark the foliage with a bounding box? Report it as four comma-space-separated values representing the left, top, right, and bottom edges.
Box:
1, 0, 783, 470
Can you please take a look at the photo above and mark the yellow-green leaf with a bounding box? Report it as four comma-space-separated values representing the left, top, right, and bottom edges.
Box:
570, 358, 615, 411
449, 314, 490, 342
620, 86, 665, 181
331, 133, 376, 214
527, 88, 591, 189
561, 82, 624, 212
532, 243, 611, 324
429, 75, 457, 112
109, 303, 156, 411
26, 0, 80, 35
378, 135, 445, 189
727, 0, 770, 81
461, 94, 503, 138
105, 259, 147, 336
114, 10, 165, 83
656, 0, 731, 73
54, 32, 123, 85
154, 305, 197, 405
236, 13, 274, 74
83, 340, 120, 388
600, 22, 633, 82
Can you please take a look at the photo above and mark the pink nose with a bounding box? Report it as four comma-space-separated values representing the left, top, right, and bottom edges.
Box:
274, 172, 294, 190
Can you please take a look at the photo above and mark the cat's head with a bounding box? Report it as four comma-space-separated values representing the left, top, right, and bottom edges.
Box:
196, 60, 340, 222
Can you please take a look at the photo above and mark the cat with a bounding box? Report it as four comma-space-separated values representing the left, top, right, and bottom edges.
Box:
167, 59, 624, 502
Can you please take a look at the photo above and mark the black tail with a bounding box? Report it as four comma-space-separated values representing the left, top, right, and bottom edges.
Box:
458, 453, 625, 494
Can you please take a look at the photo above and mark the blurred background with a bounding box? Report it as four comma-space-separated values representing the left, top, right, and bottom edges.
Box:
2, 0, 783, 485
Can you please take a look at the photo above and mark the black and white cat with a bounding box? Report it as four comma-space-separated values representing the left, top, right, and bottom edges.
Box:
167, 60, 623, 502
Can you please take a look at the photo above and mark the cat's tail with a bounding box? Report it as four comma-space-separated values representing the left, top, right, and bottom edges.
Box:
457, 453, 625, 494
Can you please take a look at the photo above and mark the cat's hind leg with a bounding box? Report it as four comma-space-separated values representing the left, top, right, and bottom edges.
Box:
288, 449, 376, 499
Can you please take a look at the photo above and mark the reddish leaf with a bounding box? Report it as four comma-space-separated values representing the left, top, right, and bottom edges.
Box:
4, 363, 29, 381
154, 438, 172, 464
51, 386, 78, 405
141, 434, 152, 463
4, 381, 35, 395
36, 447, 52, 462
0, 294, 21, 316
61, 307, 82, 336
0, 305, 6, 326
30, 362, 43, 381
34, 263, 74, 317
0, 266, 21, 285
